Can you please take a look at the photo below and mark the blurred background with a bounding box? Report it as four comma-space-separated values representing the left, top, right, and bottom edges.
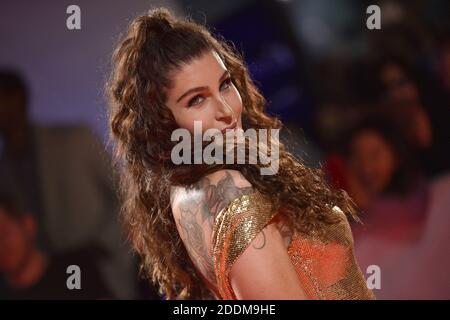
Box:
0, 0, 449, 299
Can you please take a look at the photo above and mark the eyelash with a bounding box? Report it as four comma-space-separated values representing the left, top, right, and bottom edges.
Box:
187, 77, 232, 107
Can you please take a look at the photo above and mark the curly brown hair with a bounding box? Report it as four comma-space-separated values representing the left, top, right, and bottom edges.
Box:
107, 7, 357, 300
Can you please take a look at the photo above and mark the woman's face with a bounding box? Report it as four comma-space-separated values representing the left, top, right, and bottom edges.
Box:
165, 50, 243, 134
349, 129, 398, 196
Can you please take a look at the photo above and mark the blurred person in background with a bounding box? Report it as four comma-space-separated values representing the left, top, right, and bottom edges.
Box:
346, 117, 427, 238
0, 193, 112, 299
0, 70, 138, 299
345, 116, 450, 299
375, 57, 450, 178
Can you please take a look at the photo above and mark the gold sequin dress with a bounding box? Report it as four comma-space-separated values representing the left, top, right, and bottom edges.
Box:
211, 192, 376, 300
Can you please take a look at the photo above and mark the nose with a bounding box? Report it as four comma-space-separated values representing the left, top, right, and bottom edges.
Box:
215, 94, 234, 124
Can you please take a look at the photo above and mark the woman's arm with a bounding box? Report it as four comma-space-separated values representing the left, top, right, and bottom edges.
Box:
229, 221, 307, 300
170, 169, 254, 293
172, 169, 307, 299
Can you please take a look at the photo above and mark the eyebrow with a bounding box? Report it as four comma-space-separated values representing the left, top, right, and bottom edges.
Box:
176, 70, 230, 103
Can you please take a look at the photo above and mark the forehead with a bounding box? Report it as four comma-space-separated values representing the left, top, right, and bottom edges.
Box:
353, 129, 386, 147
167, 51, 227, 93
382, 64, 404, 79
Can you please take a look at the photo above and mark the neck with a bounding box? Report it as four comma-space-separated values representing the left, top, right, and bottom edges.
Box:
7, 247, 48, 290
3, 120, 30, 156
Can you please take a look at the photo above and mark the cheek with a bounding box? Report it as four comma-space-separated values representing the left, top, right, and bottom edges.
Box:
174, 108, 216, 133
0, 232, 26, 270
368, 152, 395, 191
379, 151, 396, 177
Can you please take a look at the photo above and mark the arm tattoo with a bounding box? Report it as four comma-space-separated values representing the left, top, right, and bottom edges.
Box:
177, 199, 216, 284
195, 171, 254, 224
174, 171, 254, 285
252, 229, 267, 249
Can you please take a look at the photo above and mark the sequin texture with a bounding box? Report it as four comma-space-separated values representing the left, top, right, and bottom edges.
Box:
211, 192, 376, 300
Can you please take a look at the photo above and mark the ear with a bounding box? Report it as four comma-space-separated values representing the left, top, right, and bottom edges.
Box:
21, 214, 38, 240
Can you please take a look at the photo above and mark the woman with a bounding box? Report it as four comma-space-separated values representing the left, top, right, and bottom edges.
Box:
345, 117, 443, 299
107, 7, 375, 300
346, 117, 423, 208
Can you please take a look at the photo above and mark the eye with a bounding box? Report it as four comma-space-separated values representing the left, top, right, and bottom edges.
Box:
220, 77, 232, 91
187, 95, 204, 107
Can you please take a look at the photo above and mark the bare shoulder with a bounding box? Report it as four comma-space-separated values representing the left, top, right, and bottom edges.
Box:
170, 169, 254, 225
169, 169, 254, 288
198, 169, 254, 215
